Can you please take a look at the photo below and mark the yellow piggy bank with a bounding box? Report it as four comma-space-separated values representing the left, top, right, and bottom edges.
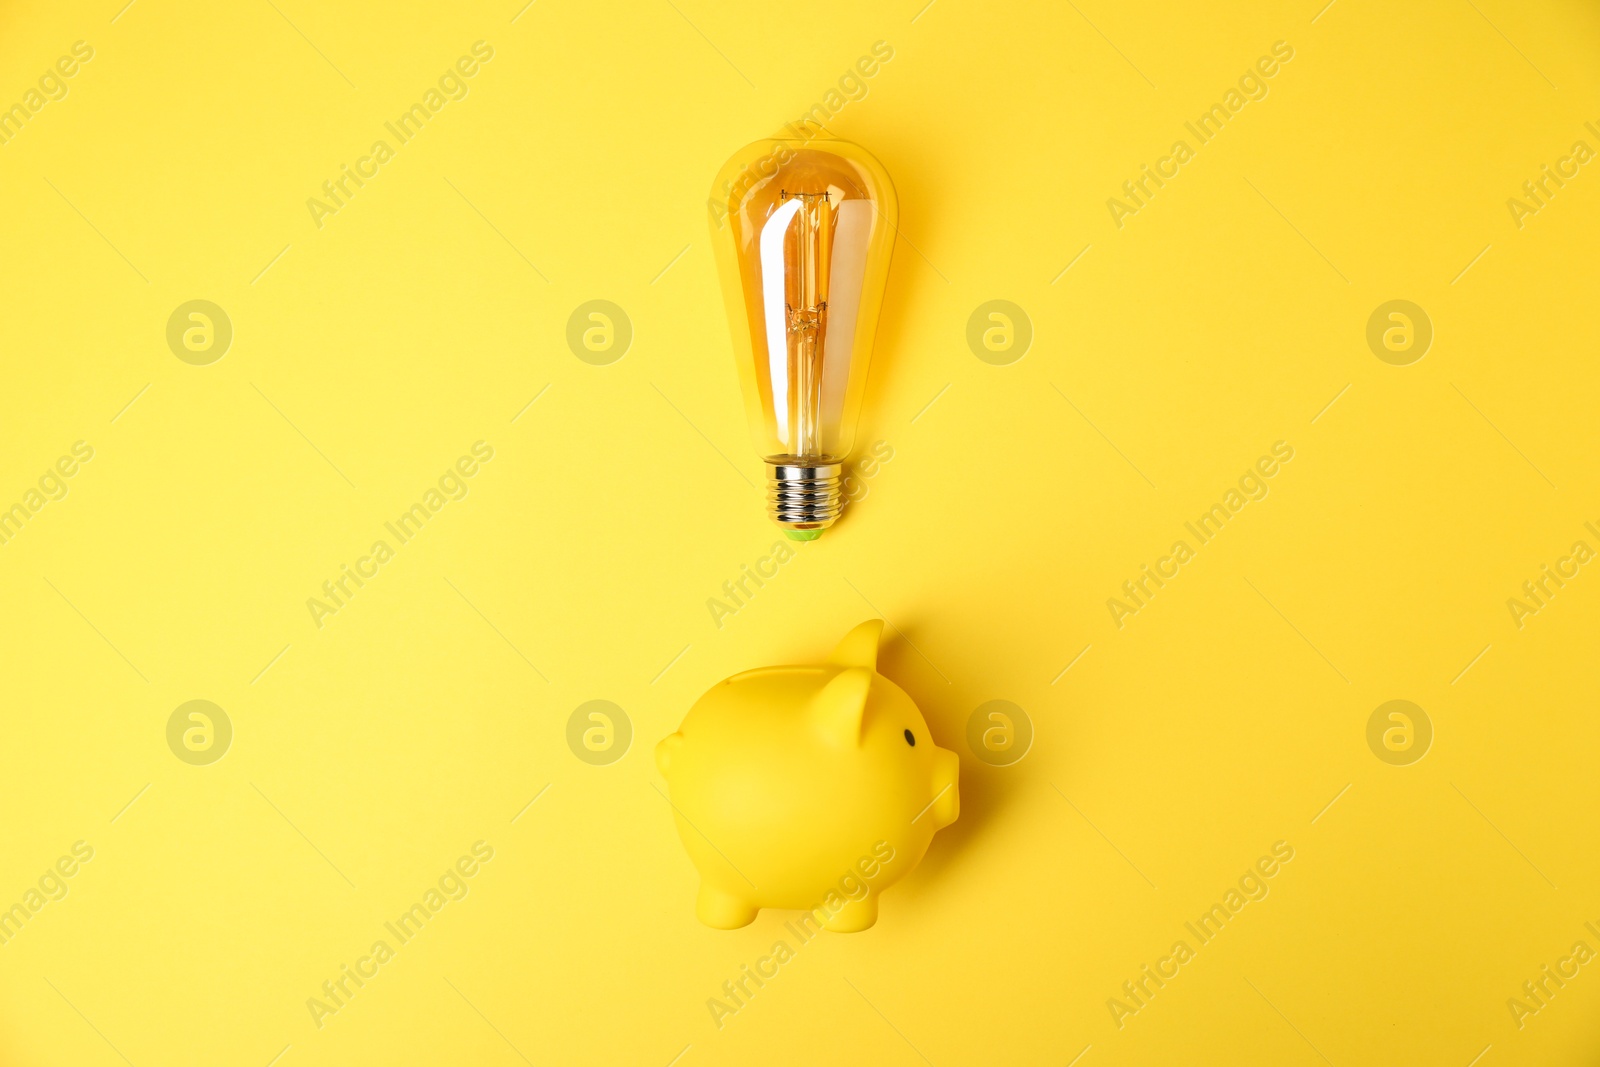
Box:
656, 620, 959, 931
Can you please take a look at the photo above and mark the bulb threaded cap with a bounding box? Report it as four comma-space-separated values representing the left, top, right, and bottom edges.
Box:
765, 459, 844, 536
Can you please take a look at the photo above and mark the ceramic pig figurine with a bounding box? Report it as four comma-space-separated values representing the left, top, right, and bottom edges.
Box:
656, 620, 959, 931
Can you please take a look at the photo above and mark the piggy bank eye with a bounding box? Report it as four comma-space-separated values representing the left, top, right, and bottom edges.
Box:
903, 729, 915, 747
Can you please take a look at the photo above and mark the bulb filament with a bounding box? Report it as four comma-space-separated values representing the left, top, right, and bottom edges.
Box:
782, 189, 831, 458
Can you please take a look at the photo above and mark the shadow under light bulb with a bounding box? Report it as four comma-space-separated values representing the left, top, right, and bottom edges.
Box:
710, 136, 897, 539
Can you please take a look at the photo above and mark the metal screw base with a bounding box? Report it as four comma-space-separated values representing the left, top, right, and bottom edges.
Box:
765, 458, 845, 536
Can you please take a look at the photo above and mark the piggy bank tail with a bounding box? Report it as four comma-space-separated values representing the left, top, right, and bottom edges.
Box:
655, 732, 684, 778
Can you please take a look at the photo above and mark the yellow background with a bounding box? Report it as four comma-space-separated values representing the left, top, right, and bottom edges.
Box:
1, 0, 1597, 1063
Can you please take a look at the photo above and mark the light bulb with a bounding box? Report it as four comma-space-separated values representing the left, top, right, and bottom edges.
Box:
709, 135, 898, 539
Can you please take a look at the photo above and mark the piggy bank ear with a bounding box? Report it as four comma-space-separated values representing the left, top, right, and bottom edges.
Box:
810, 668, 873, 747
829, 620, 884, 670
655, 732, 684, 778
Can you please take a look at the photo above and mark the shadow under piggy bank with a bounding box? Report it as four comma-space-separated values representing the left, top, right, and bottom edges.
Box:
874, 625, 1036, 906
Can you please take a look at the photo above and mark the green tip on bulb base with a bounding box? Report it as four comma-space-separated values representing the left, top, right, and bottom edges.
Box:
785, 528, 824, 541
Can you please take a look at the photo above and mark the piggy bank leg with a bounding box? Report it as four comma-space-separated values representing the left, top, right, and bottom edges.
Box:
820, 891, 879, 933
697, 883, 758, 929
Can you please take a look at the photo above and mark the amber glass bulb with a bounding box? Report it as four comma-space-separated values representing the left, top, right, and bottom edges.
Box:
709, 136, 897, 538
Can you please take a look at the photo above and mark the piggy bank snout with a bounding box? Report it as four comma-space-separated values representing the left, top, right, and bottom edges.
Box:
929, 745, 959, 829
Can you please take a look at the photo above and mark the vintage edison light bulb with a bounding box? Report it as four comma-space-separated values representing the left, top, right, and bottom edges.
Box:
709, 136, 897, 539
